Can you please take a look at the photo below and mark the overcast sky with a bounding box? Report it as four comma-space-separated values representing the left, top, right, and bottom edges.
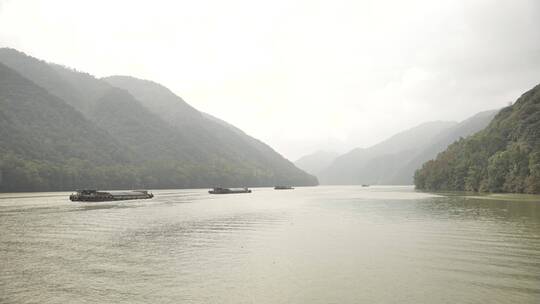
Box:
1, 0, 539, 160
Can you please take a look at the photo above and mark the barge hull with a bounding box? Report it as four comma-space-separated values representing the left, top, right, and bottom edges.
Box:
209, 187, 252, 194
70, 190, 153, 202
209, 190, 252, 194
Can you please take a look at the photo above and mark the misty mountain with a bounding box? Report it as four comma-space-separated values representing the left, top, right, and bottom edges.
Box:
103, 75, 316, 186
0, 62, 129, 165
0, 48, 317, 191
319, 110, 497, 185
319, 121, 457, 185
0, 49, 195, 160
294, 151, 339, 176
0, 62, 140, 191
415, 83, 540, 193
391, 110, 498, 184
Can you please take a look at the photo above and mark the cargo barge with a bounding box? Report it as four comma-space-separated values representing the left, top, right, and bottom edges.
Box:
70, 190, 154, 202
274, 186, 294, 190
209, 187, 251, 194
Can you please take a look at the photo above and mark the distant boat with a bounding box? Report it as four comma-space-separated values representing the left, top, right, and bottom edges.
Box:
70, 189, 153, 202
361, 184, 370, 187
209, 187, 252, 194
274, 186, 294, 190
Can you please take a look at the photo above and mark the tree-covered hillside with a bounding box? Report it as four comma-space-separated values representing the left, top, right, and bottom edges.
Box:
0, 63, 138, 191
103, 76, 318, 187
0, 63, 128, 164
0, 48, 317, 191
391, 110, 497, 184
415, 83, 540, 193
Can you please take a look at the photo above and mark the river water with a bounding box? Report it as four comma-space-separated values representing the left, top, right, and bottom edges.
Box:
0, 186, 539, 303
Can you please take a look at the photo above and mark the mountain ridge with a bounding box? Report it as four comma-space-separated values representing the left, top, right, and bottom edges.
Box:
103, 75, 317, 186
308, 109, 497, 185
0, 48, 317, 191
415, 83, 540, 193
294, 151, 339, 176
319, 121, 457, 185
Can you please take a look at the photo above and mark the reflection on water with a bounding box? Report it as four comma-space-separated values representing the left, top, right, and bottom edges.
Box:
0, 186, 539, 303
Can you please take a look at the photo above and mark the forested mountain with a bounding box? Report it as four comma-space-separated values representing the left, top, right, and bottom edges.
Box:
415, 83, 540, 194
391, 110, 497, 184
294, 151, 339, 176
319, 121, 457, 185
315, 109, 497, 185
0, 49, 193, 160
0, 63, 127, 164
0, 48, 317, 191
0, 63, 136, 191
103, 76, 316, 186
102, 76, 201, 125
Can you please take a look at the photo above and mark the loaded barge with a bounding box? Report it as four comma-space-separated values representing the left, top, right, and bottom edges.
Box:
274, 186, 294, 190
209, 187, 251, 194
70, 190, 154, 202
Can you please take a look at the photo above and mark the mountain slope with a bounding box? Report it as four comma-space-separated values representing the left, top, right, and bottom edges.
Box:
0, 48, 317, 190
100, 75, 201, 125
319, 121, 457, 185
0, 48, 94, 114
0, 48, 189, 160
294, 151, 339, 176
0, 62, 128, 164
415, 83, 540, 193
390, 110, 498, 184
103, 76, 317, 186
0, 62, 138, 191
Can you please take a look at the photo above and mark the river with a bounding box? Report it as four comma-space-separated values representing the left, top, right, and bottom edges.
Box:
1, 186, 539, 303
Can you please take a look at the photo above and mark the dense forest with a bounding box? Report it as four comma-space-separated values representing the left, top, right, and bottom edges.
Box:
0, 49, 317, 192
414, 83, 540, 194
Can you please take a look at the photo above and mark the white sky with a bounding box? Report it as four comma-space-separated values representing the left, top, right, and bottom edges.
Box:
1, 0, 539, 160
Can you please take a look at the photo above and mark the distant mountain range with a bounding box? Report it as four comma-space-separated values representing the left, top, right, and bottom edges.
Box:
0, 48, 317, 191
3, 47, 530, 193
297, 110, 498, 185
415, 83, 540, 194
294, 151, 339, 176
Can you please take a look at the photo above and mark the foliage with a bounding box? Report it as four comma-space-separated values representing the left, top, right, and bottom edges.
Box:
0, 49, 317, 192
415, 84, 540, 193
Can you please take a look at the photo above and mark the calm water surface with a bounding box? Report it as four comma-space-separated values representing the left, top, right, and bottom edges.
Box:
1, 186, 539, 303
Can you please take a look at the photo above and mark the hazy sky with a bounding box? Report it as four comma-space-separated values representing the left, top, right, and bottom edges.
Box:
1, 0, 539, 160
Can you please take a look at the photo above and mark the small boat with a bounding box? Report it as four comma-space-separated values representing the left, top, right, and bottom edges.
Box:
70, 189, 153, 202
274, 186, 294, 190
209, 187, 252, 194
361, 184, 370, 187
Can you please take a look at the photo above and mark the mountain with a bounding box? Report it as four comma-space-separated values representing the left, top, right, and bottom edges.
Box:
0, 62, 135, 191
315, 109, 499, 186
415, 83, 540, 194
101, 75, 201, 125
391, 110, 498, 184
294, 151, 339, 176
102, 75, 317, 186
0, 62, 128, 164
0, 48, 185, 160
319, 121, 457, 185
0, 48, 317, 191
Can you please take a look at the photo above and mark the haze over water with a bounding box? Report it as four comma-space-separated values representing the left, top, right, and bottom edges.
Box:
1, 186, 539, 303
